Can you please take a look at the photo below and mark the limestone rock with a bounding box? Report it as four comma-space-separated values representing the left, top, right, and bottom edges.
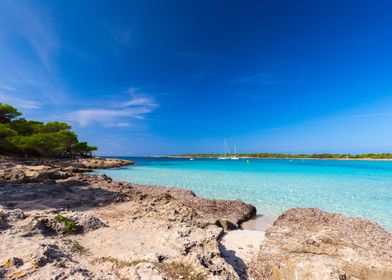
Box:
249, 208, 392, 280
130, 185, 256, 228
126, 262, 165, 280
76, 157, 133, 169
7, 210, 105, 237
0, 156, 133, 183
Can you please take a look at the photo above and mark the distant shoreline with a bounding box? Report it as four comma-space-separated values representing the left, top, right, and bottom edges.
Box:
147, 155, 392, 161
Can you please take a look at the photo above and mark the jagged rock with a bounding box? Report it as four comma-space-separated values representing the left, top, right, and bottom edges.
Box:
13, 210, 106, 237
130, 186, 256, 227
0, 156, 133, 183
0, 213, 7, 230
0, 155, 252, 279
249, 208, 392, 280
215, 219, 237, 230
2, 168, 70, 183
10, 257, 23, 268
126, 262, 165, 280
4, 209, 26, 222
0, 209, 26, 230
20, 216, 62, 236
67, 212, 107, 232
41, 244, 69, 263
61, 166, 93, 173
76, 158, 133, 169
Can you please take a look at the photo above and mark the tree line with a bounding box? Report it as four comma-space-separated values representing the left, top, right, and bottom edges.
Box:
177, 153, 392, 159
0, 103, 97, 158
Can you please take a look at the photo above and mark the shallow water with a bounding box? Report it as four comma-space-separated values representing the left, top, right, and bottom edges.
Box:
95, 157, 392, 231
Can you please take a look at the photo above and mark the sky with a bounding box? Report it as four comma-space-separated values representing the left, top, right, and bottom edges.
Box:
0, 0, 392, 156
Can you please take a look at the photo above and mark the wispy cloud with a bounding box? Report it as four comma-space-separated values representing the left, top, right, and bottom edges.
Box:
343, 112, 392, 119
0, 1, 66, 107
0, 1, 59, 68
308, 111, 392, 125
0, 1, 58, 70
68, 88, 158, 127
0, 92, 41, 109
0, 85, 18, 91
119, 87, 157, 107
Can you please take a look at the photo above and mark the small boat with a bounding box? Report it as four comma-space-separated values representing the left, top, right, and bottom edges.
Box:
189, 158, 194, 161
231, 145, 239, 160
218, 139, 230, 160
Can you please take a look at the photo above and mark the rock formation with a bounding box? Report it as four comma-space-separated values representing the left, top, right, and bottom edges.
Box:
249, 208, 392, 280
1, 157, 391, 279
0, 157, 255, 279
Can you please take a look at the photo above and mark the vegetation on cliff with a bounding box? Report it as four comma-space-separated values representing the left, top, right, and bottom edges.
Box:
0, 103, 96, 157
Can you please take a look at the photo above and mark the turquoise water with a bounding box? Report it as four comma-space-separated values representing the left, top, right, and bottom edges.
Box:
95, 157, 392, 231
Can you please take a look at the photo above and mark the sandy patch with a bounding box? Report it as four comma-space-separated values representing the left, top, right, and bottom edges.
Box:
220, 229, 265, 279
241, 214, 277, 231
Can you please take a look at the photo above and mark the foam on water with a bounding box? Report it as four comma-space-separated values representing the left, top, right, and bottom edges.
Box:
95, 158, 392, 231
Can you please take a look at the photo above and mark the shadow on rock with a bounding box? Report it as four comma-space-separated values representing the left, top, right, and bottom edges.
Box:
219, 243, 248, 280
0, 175, 133, 211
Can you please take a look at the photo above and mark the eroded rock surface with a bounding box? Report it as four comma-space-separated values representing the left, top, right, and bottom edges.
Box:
249, 208, 392, 280
130, 185, 256, 229
0, 208, 110, 279
0, 156, 133, 183
0, 157, 256, 279
2, 157, 390, 280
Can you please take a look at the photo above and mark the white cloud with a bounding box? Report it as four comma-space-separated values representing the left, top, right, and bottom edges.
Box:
114, 122, 131, 127
68, 89, 158, 127
0, 92, 41, 109
120, 87, 157, 107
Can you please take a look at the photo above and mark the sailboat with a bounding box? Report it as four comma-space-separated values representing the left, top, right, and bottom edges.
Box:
231, 145, 239, 160
218, 139, 229, 160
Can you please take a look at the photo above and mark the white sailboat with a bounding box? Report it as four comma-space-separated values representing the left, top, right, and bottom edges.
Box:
218, 139, 229, 160
231, 145, 239, 160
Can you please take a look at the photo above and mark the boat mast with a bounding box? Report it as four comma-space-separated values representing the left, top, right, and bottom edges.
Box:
224, 139, 227, 158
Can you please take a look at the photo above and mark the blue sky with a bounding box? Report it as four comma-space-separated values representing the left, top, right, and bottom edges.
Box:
1, 0, 392, 155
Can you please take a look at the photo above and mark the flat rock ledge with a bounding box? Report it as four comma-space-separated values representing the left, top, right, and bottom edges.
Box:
0, 156, 133, 183
249, 208, 392, 280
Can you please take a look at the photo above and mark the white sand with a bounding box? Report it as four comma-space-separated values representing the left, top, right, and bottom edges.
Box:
220, 229, 266, 279
241, 214, 277, 231
218, 214, 277, 278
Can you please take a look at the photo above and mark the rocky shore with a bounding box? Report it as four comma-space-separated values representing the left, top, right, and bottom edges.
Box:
249, 208, 392, 280
0, 156, 391, 279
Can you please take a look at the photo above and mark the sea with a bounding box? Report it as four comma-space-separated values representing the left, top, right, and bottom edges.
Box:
94, 157, 392, 231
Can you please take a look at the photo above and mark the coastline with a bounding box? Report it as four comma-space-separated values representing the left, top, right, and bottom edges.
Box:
148, 155, 392, 161
1, 156, 392, 279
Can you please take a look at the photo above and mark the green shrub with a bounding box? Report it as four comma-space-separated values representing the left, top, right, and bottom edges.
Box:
55, 215, 77, 234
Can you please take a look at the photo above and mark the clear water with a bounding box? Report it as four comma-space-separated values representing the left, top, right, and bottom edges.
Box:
94, 157, 392, 231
